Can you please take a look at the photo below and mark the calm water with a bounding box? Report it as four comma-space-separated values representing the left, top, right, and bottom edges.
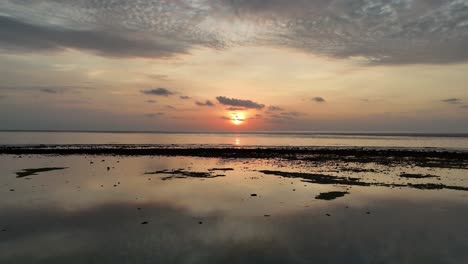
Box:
1, 132, 468, 263
1, 154, 467, 263
1, 131, 468, 150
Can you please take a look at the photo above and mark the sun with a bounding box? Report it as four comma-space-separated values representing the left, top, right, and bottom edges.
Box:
230, 113, 245, 126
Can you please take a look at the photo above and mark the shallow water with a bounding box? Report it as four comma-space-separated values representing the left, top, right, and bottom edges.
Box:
2, 131, 468, 150
1, 154, 468, 263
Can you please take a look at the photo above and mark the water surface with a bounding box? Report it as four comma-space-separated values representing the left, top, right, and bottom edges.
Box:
1, 153, 467, 263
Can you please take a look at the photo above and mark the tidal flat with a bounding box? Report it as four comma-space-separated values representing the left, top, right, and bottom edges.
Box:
1, 148, 468, 263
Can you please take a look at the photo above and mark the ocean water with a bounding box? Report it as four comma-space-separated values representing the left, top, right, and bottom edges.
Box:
1, 131, 468, 263
1, 131, 468, 150
1, 154, 468, 263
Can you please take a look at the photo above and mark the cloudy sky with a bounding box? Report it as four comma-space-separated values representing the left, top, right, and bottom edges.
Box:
1, 0, 467, 132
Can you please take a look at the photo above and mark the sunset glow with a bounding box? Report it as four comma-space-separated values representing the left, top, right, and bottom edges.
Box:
1, 1, 468, 263
231, 113, 246, 126
0, 0, 467, 132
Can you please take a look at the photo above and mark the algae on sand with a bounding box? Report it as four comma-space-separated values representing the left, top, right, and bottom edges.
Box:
16, 167, 68, 178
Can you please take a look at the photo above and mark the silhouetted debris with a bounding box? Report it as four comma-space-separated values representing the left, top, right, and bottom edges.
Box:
340, 167, 377, 173
315, 191, 349, 200
259, 170, 468, 192
9, 189, 14, 192
15, 167, 68, 178
198, 221, 203, 224
259, 170, 371, 187
141, 221, 148, 225
208, 168, 234, 172
326, 214, 331, 216
400, 173, 440, 179
250, 194, 257, 197
2, 146, 467, 169
145, 169, 224, 180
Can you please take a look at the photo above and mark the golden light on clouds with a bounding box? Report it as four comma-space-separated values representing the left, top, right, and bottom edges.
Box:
231, 112, 246, 126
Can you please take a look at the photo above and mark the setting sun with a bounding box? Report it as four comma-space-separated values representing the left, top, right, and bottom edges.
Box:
231, 113, 245, 126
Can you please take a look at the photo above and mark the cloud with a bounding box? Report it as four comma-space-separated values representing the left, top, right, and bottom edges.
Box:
0, 16, 195, 59
217, 0, 468, 64
226, 107, 247, 111
441, 98, 463, 104
39, 88, 60, 94
141, 88, 174, 97
216, 96, 265, 109
179, 96, 192, 100
280, 111, 304, 117
267, 106, 284, 111
147, 74, 169, 81
1, 1, 467, 64
145, 112, 165, 118
312, 97, 326, 103
196, 100, 215, 107
1, 85, 90, 95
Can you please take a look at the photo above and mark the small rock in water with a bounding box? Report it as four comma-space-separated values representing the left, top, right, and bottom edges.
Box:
250, 194, 257, 197
326, 213, 331, 216
9, 189, 14, 192
107, 167, 110, 170
141, 221, 148, 225
264, 215, 271, 217
199, 221, 203, 224
366, 211, 371, 215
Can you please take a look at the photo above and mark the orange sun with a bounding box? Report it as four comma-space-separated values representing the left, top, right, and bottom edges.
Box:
231, 113, 245, 126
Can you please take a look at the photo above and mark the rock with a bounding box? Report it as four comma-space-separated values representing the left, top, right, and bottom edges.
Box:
250, 194, 257, 197
141, 221, 148, 225
315, 191, 349, 201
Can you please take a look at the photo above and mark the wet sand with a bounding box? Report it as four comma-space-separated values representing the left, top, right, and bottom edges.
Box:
1, 147, 468, 263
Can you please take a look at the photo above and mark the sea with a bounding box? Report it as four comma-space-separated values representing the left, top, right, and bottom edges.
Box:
1, 131, 468, 150
1, 131, 468, 263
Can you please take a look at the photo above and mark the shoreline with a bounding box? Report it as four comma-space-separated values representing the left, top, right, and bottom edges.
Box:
1, 145, 468, 169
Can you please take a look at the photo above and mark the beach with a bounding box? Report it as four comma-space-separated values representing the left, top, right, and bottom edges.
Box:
1, 133, 468, 263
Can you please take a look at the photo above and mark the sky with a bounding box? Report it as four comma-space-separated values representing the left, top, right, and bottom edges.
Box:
0, 0, 467, 132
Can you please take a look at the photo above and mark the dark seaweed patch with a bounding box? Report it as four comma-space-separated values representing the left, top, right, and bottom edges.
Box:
208, 168, 234, 172
258, 170, 468, 192
400, 173, 440, 179
15, 167, 68, 178
315, 191, 349, 200
145, 169, 223, 180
